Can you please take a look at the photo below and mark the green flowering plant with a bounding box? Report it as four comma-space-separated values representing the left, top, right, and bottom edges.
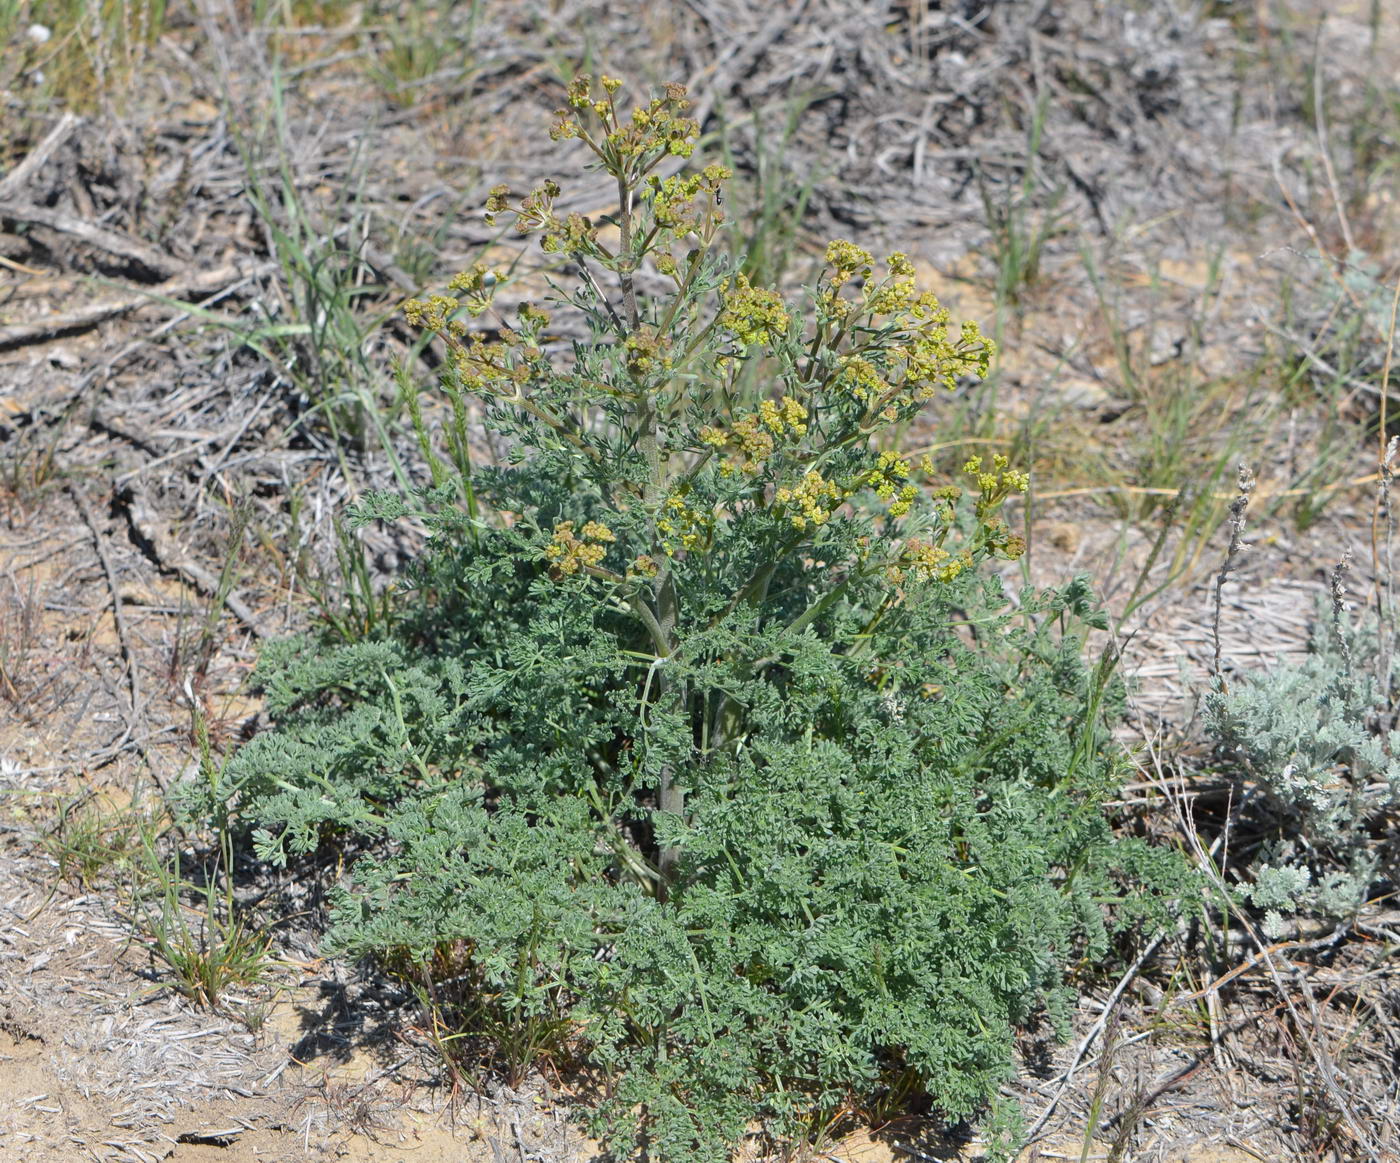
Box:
217, 76, 1180, 1162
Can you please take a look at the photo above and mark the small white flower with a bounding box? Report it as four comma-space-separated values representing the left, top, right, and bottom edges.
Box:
26, 23, 52, 44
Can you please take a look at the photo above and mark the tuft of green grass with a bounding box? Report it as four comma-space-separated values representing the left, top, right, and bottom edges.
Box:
0, 573, 43, 710
133, 706, 276, 1012
155, 69, 422, 489
2, 0, 168, 110
42, 793, 156, 888
363, 0, 483, 108
137, 842, 275, 1010
977, 92, 1071, 315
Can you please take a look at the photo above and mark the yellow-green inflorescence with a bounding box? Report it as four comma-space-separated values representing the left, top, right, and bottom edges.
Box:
544, 520, 615, 576
774, 471, 843, 531
701, 396, 808, 478
965, 454, 1030, 515
821, 242, 996, 414
718, 274, 791, 348
552, 75, 699, 162
656, 493, 713, 556
399, 75, 1027, 595
864, 451, 917, 518
646, 164, 732, 232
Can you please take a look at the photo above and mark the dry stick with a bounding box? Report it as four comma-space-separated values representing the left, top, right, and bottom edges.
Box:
1312, 28, 1357, 258
0, 198, 185, 278
0, 253, 45, 276
1383, 452, 1399, 696
1254, 317, 1388, 398
120, 484, 266, 639
1211, 464, 1255, 683
1239, 915, 1382, 1160
0, 112, 82, 200
0, 261, 275, 348
1373, 274, 1400, 692
1172, 927, 1351, 1007
67, 482, 148, 776
69, 483, 140, 715
1379, 276, 1400, 464
1329, 551, 1355, 686
1021, 930, 1166, 1146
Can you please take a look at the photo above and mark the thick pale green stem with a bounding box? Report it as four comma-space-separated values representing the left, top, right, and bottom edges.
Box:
615, 167, 685, 888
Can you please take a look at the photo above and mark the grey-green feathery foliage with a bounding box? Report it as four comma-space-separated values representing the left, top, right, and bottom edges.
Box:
1206, 600, 1400, 938
207, 76, 1186, 1162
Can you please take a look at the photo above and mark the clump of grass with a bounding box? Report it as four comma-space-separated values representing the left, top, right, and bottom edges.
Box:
137, 842, 274, 1010
135, 708, 277, 1011
0, 573, 43, 710
2, 0, 169, 110
363, 0, 483, 108
162, 72, 418, 485
977, 92, 1070, 315
42, 793, 156, 888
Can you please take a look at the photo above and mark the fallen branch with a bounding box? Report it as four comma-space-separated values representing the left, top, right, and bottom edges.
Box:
69, 483, 141, 718
0, 112, 82, 200
0, 197, 184, 278
0, 260, 274, 349
1023, 930, 1166, 1144
118, 483, 267, 639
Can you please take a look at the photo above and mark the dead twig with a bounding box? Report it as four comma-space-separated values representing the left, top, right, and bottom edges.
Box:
1022, 930, 1166, 1144
0, 112, 83, 201
118, 484, 266, 640
67, 482, 140, 718
0, 198, 184, 278
1211, 464, 1255, 682
0, 261, 275, 349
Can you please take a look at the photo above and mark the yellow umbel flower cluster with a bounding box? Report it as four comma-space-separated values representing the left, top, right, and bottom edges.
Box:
837, 355, 886, 403
445, 262, 502, 317
552, 76, 699, 162
964, 454, 1030, 504
863, 253, 919, 316
645, 163, 731, 232
888, 540, 973, 585
865, 450, 916, 516
825, 239, 874, 286
657, 493, 712, 556
625, 326, 672, 376
544, 520, 615, 576
719, 274, 790, 347
758, 396, 808, 436
814, 241, 997, 415
403, 294, 465, 335
774, 470, 843, 530
701, 397, 806, 476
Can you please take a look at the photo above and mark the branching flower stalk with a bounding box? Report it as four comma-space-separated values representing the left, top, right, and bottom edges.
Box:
1373, 435, 1397, 699
1212, 463, 1255, 685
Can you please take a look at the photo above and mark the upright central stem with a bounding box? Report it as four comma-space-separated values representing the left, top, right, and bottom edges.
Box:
641, 401, 684, 888
619, 169, 684, 889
